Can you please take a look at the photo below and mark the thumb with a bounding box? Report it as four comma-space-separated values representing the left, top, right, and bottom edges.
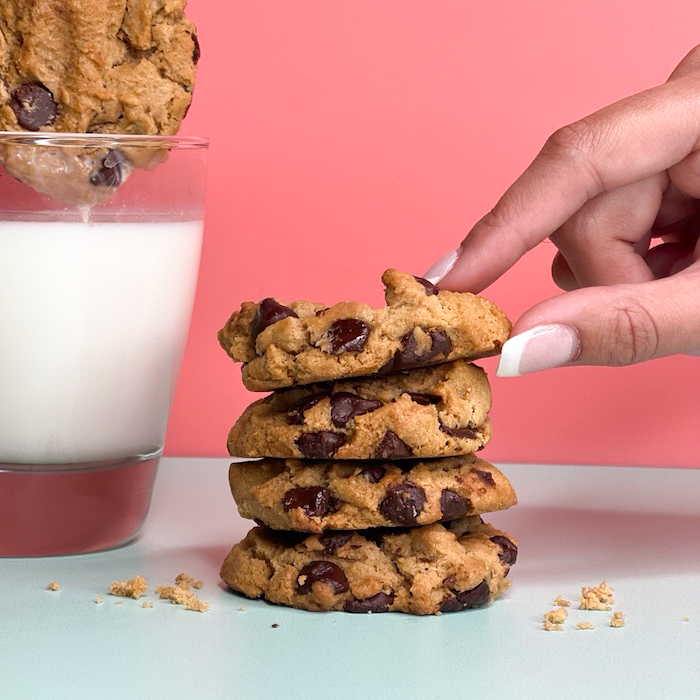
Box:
496, 268, 700, 376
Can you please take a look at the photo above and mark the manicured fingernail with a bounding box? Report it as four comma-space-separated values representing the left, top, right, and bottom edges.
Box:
423, 249, 459, 284
497, 324, 580, 377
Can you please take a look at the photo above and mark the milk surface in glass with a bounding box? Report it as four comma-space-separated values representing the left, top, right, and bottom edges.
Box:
0, 219, 203, 465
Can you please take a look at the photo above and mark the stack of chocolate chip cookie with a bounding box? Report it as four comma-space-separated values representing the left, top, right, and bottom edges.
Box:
217, 269, 519, 615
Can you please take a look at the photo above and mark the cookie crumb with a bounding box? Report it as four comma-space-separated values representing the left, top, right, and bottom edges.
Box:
114, 600, 123, 605
682, 617, 690, 623
238, 606, 246, 612
610, 611, 625, 628
142, 601, 154, 609
553, 596, 570, 607
576, 622, 595, 630
46, 581, 61, 591
156, 576, 209, 613
544, 607, 568, 631
579, 581, 614, 611
109, 575, 147, 600
175, 573, 204, 590
95, 596, 103, 604
271, 623, 279, 628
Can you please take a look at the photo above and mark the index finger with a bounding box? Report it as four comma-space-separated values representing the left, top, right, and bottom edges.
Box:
438, 76, 700, 293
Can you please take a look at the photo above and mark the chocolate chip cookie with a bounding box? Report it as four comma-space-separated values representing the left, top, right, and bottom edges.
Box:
218, 269, 511, 391
0, 0, 198, 202
229, 454, 517, 532
228, 360, 493, 460
220, 516, 517, 615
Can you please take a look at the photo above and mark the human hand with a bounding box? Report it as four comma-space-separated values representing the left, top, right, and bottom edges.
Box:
424, 45, 700, 376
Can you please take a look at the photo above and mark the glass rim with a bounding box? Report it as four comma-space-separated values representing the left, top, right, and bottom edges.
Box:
0, 131, 209, 149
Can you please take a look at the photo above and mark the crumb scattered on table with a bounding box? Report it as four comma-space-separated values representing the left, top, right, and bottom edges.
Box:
95, 596, 103, 604
579, 581, 614, 611
553, 596, 570, 607
109, 575, 147, 600
610, 611, 625, 628
175, 573, 203, 590
544, 607, 568, 631
238, 606, 246, 612
576, 622, 595, 630
156, 575, 209, 613
682, 617, 690, 623
271, 623, 279, 628
46, 581, 61, 591
142, 601, 154, 609
114, 600, 123, 605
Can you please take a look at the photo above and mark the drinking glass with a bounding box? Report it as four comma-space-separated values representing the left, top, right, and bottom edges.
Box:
0, 132, 208, 556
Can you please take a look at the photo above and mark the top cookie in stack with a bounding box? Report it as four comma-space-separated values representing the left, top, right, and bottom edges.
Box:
218, 269, 511, 391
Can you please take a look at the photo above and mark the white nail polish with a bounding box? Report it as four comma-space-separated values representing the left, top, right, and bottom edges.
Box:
496, 324, 580, 377
423, 249, 459, 284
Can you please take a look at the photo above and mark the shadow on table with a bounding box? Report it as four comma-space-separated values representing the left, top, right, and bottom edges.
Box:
497, 506, 700, 582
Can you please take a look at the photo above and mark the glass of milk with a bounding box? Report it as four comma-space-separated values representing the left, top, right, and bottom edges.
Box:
0, 133, 208, 556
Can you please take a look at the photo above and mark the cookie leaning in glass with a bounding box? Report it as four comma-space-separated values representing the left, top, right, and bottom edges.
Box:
0, 0, 200, 204
218, 270, 511, 391
219, 516, 517, 615
228, 359, 494, 460
228, 454, 517, 533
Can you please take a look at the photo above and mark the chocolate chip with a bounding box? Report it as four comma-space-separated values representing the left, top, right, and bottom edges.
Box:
89, 150, 127, 188
271, 623, 279, 628
10, 83, 57, 131
282, 486, 334, 517
442, 574, 456, 588
405, 392, 441, 406
413, 275, 439, 296
287, 392, 329, 425
374, 431, 413, 459
343, 592, 394, 613
490, 535, 518, 567
439, 418, 478, 440
330, 392, 382, 428
323, 319, 370, 354
439, 580, 490, 612
296, 561, 349, 595
381, 328, 452, 373
379, 480, 426, 525
315, 307, 329, 316
192, 34, 201, 64
251, 298, 298, 339
318, 531, 353, 554
440, 489, 471, 520
296, 431, 346, 458
471, 468, 495, 487
358, 465, 386, 483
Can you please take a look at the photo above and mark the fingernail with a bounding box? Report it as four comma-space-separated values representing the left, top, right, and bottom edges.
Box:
497, 324, 580, 377
423, 249, 460, 284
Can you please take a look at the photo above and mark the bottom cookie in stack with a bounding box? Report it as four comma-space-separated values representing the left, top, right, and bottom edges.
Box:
220, 516, 517, 615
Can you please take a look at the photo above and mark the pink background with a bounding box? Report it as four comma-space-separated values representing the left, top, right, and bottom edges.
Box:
171, 0, 700, 467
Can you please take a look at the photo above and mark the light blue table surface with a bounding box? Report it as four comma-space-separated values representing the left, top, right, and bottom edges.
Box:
1, 458, 699, 700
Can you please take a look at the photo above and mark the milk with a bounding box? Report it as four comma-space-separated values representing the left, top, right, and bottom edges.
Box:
0, 220, 203, 464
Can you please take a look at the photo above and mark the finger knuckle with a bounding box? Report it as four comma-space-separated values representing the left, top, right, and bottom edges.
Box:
476, 207, 531, 258
543, 119, 606, 195
545, 119, 599, 160
602, 294, 660, 365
